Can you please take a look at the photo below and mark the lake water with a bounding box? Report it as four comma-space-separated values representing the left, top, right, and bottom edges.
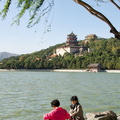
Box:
0, 71, 120, 120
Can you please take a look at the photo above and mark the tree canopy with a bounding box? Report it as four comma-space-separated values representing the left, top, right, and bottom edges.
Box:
0, 37, 120, 69
0, 0, 120, 39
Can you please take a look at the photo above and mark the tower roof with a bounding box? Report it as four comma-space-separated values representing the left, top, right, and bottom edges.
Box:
67, 31, 77, 36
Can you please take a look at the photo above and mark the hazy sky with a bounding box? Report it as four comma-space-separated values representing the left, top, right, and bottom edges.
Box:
0, 0, 120, 54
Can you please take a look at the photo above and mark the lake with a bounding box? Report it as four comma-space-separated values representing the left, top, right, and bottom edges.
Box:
0, 71, 120, 120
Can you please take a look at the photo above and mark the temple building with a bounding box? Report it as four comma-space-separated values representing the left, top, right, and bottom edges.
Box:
54, 32, 87, 56
54, 32, 80, 56
85, 34, 98, 40
85, 34, 98, 44
66, 32, 78, 46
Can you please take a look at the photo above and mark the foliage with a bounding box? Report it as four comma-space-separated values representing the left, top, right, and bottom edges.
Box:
1, 38, 120, 69
0, 0, 119, 39
0, 0, 54, 27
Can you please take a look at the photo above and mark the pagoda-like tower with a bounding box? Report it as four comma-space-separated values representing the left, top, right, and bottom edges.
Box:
66, 32, 78, 46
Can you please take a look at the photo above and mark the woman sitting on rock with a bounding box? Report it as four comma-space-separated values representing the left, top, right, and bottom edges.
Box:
69, 96, 85, 120
43, 99, 70, 120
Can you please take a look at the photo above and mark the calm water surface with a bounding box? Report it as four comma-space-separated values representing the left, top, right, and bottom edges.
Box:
0, 71, 120, 120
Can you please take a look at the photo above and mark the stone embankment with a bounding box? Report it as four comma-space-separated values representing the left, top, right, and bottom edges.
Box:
85, 111, 120, 120
0, 69, 120, 73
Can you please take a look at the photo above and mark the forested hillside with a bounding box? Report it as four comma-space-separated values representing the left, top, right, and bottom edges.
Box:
0, 38, 120, 69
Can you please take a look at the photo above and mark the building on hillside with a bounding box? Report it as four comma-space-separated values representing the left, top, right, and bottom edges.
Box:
49, 54, 58, 60
79, 44, 88, 54
54, 32, 88, 56
35, 58, 42, 61
85, 34, 98, 44
66, 32, 78, 46
87, 63, 103, 72
85, 34, 98, 40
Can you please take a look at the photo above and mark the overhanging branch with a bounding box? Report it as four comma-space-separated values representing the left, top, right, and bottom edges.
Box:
73, 0, 120, 40
110, 0, 120, 10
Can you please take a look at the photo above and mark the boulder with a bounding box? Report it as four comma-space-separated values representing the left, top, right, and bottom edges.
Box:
86, 111, 117, 120
117, 115, 120, 120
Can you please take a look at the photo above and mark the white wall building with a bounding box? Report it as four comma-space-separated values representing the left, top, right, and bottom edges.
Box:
55, 32, 80, 56
55, 46, 80, 56
54, 32, 89, 56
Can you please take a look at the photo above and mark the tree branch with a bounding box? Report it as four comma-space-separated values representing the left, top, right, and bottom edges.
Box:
110, 0, 120, 10
73, 0, 120, 40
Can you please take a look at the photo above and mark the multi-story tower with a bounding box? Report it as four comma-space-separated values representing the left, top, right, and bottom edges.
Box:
66, 32, 78, 46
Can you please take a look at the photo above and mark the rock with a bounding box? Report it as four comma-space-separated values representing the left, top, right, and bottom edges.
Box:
117, 114, 120, 120
86, 111, 117, 120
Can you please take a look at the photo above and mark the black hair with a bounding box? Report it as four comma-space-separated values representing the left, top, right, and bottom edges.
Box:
51, 99, 60, 107
70, 96, 79, 102
70, 96, 79, 109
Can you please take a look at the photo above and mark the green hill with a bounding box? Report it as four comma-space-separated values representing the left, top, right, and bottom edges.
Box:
0, 37, 120, 69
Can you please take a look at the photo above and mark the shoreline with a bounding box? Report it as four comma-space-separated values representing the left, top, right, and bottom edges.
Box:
0, 69, 120, 73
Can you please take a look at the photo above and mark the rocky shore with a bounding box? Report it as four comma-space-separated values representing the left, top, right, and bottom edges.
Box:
85, 111, 120, 120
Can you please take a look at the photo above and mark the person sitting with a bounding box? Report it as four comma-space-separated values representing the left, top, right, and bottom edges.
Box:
69, 96, 85, 120
43, 99, 70, 120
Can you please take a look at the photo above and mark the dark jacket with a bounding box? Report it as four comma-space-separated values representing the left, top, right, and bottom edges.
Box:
69, 103, 85, 120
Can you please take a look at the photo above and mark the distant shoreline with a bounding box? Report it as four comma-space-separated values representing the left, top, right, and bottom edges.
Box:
0, 69, 120, 73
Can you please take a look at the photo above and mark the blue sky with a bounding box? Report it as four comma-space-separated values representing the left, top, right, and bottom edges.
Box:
0, 0, 120, 54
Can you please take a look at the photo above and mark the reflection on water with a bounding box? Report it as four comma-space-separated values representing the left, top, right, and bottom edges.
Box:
0, 71, 120, 120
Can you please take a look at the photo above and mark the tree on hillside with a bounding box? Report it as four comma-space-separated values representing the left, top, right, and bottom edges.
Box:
0, 0, 120, 39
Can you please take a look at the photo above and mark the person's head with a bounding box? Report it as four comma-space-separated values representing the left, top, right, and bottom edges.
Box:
51, 99, 60, 108
70, 96, 79, 105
